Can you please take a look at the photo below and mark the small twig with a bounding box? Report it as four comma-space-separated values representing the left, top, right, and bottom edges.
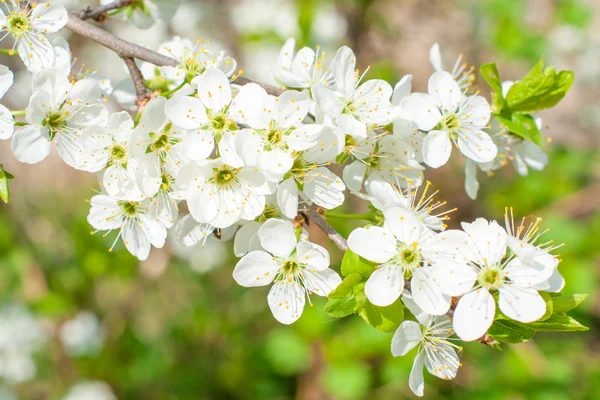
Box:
309, 205, 348, 252
122, 57, 151, 108
78, 0, 139, 21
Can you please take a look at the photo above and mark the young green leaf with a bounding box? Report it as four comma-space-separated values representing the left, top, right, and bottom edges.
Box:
488, 319, 536, 343
341, 249, 375, 279
496, 113, 542, 145
357, 299, 404, 333
505, 58, 574, 113
539, 292, 554, 321
551, 294, 587, 313
0, 165, 14, 203
328, 273, 363, 299
480, 62, 505, 111
325, 296, 358, 318
526, 313, 589, 332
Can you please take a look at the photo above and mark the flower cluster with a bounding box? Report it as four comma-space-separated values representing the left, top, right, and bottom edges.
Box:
0, 1, 583, 397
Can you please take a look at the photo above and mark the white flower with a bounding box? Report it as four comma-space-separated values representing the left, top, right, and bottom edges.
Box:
429, 43, 475, 90
63, 381, 117, 400
176, 130, 272, 229
233, 219, 342, 324
80, 112, 143, 200
273, 38, 332, 89
159, 37, 237, 82
402, 71, 496, 168
391, 294, 462, 397
364, 180, 453, 231
276, 126, 346, 219
432, 218, 553, 341
130, 96, 208, 198
166, 68, 243, 166
504, 208, 564, 293
59, 311, 105, 357
342, 128, 424, 193
312, 46, 395, 139
102, 0, 180, 29
87, 195, 168, 261
0, 1, 68, 71
348, 206, 465, 315
11, 68, 108, 168
229, 82, 324, 182
0, 65, 14, 140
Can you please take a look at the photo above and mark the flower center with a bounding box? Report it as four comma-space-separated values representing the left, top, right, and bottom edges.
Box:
211, 114, 226, 130
290, 154, 315, 178
395, 243, 422, 277
282, 260, 300, 276
161, 172, 175, 191
42, 110, 68, 139
121, 201, 139, 216
7, 14, 30, 36
151, 133, 170, 150
212, 166, 239, 188
256, 203, 280, 223
478, 267, 504, 290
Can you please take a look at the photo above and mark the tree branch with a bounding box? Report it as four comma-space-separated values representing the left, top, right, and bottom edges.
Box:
77, 0, 139, 21
122, 56, 152, 107
309, 206, 348, 252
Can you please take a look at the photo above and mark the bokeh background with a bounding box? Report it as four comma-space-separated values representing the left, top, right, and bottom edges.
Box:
0, 0, 599, 398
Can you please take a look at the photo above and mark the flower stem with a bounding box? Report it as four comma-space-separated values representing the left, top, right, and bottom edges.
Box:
14, 122, 28, 127
0, 49, 17, 56
324, 210, 377, 221
11, 110, 26, 117
161, 81, 186, 97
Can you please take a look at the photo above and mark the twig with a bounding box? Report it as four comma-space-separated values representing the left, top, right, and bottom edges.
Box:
78, 0, 139, 21
122, 56, 152, 107
309, 205, 348, 252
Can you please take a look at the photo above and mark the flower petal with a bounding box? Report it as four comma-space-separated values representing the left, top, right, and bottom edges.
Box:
453, 289, 495, 341
233, 250, 279, 287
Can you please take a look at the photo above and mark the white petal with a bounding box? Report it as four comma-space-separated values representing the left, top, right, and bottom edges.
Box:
179, 130, 215, 160
332, 46, 358, 98
428, 71, 461, 113
400, 93, 442, 131
408, 352, 426, 397
175, 214, 214, 247
429, 43, 444, 72
303, 167, 345, 209
267, 281, 306, 324
296, 241, 330, 271
197, 68, 232, 111
453, 289, 495, 341
422, 130, 452, 168
392, 74, 413, 106
336, 114, 367, 139
277, 177, 299, 219
383, 206, 426, 244
0, 65, 14, 99
121, 221, 151, 261
139, 97, 168, 131
0, 104, 14, 139
302, 268, 342, 297
461, 218, 507, 266
276, 90, 309, 128
165, 96, 207, 129
230, 83, 268, 128
11, 126, 50, 164
431, 263, 477, 296
464, 159, 480, 200
342, 161, 367, 193
347, 226, 396, 263
498, 285, 546, 323
31, 2, 68, 33
233, 250, 279, 287
233, 221, 262, 257
457, 130, 497, 163
364, 263, 404, 307
258, 218, 297, 258
258, 148, 294, 182
391, 320, 422, 357
424, 342, 459, 380
312, 84, 344, 118
410, 268, 451, 315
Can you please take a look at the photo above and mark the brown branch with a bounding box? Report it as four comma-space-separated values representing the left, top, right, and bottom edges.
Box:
122, 57, 152, 107
77, 0, 139, 21
309, 205, 348, 252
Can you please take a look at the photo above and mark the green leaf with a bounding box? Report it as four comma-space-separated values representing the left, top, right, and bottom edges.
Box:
496, 113, 542, 145
550, 294, 587, 313
480, 62, 505, 111
325, 296, 358, 318
0, 165, 14, 203
505, 58, 574, 113
527, 313, 589, 332
357, 297, 404, 333
539, 292, 554, 321
341, 249, 375, 279
488, 319, 536, 343
329, 273, 363, 299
